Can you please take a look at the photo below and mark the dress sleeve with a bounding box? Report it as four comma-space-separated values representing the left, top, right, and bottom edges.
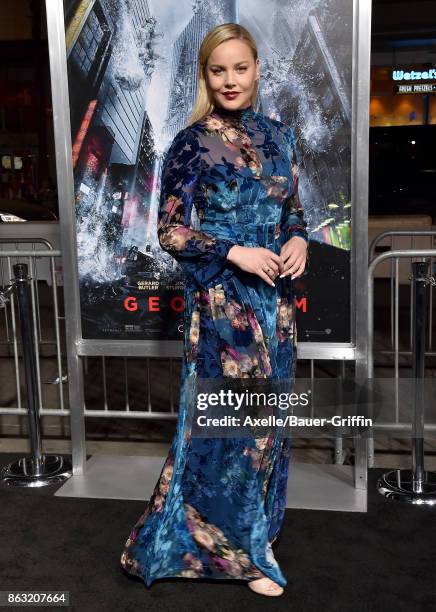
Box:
157, 127, 237, 288
281, 126, 309, 276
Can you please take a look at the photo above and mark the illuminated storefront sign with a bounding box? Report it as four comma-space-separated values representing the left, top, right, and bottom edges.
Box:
391, 67, 436, 96
392, 69, 436, 82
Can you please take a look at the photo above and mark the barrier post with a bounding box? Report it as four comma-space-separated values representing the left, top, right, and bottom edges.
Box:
0, 263, 72, 487
376, 260, 436, 504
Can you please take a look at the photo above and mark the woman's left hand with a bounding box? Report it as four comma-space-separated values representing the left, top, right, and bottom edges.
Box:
279, 236, 308, 279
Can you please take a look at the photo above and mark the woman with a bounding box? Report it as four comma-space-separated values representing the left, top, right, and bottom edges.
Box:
120, 23, 309, 597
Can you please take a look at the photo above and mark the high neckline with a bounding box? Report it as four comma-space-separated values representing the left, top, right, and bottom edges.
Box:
212, 103, 255, 121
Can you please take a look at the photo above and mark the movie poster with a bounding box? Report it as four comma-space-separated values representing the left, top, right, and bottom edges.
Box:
64, 0, 352, 341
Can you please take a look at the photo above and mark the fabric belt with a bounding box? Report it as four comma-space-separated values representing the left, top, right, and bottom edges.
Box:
200, 220, 281, 249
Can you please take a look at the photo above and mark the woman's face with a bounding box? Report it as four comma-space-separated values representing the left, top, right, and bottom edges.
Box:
205, 38, 259, 111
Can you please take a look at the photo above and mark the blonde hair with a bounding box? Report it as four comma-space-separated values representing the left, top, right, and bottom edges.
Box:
186, 23, 259, 126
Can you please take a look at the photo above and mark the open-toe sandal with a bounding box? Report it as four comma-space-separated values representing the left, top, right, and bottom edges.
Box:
248, 576, 284, 597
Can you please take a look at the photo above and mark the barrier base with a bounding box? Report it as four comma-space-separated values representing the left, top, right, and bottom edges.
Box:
377, 469, 436, 505
0, 454, 72, 487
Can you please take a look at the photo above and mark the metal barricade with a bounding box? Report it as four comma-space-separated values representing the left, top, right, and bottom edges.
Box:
367, 230, 436, 468
369, 230, 436, 360
0, 243, 66, 421
376, 260, 436, 503
0, 245, 179, 422
0, 243, 181, 427
0, 261, 72, 486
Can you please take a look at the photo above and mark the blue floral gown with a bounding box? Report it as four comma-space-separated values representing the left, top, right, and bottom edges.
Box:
120, 104, 309, 588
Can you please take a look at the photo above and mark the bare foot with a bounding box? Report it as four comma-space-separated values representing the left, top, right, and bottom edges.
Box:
248, 574, 284, 597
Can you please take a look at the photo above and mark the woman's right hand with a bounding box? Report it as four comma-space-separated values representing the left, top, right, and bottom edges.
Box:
226, 245, 283, 287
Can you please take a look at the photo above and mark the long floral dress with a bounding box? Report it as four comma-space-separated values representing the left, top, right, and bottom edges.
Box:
120, 104, 309, 588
